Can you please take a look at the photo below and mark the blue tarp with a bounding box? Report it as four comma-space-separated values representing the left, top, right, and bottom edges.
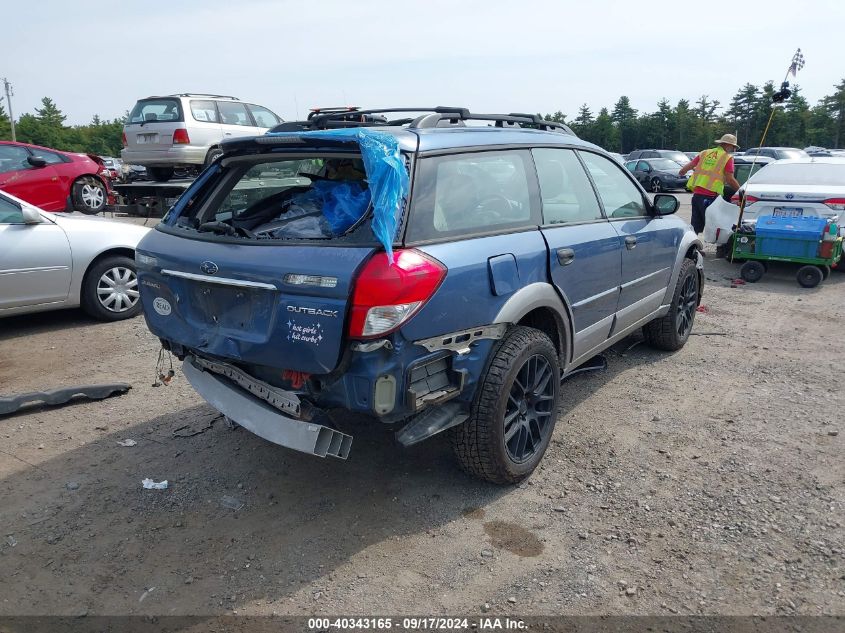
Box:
267, 128, 410, 259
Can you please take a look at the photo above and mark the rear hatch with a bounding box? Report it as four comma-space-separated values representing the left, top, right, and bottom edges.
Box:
135, 134, 410, 375
124, 97, 185, 152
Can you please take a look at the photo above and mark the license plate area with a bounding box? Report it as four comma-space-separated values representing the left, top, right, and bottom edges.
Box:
186, 282, 276, 336
772, 206, 804, 217
136, 133, 159, 144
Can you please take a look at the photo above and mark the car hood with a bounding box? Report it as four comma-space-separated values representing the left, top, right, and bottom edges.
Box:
656, 170, 686, 177
50, 212, 150, 244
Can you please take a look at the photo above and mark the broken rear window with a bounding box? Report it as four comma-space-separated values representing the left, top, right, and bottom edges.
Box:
181, 156, 373, 240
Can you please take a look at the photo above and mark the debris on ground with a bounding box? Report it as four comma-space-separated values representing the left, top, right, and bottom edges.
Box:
116, 439, 137, 447
141, 479, 168, 490
0, 383, 131, 417
220, 495, 245, 511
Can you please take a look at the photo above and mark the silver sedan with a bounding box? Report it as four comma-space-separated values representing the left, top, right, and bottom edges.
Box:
0, 190, 150, 321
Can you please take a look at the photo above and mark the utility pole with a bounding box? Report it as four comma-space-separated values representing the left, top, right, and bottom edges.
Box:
2, 78, 15, 141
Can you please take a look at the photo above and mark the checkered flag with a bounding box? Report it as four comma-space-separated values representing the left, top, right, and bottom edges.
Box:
789, 48, 805, 76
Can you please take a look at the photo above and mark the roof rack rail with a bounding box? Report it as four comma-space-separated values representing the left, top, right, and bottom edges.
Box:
268, 107, 574, 135
166, 93, 240, 100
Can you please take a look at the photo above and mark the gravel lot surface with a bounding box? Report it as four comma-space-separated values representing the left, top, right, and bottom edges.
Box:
1, 195, 843, 617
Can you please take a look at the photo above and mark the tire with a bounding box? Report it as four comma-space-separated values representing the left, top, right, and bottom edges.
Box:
147, 166, 174, 182
740, 260, 765, 283
450, 326, 561, 485
796, 265, 823, 288
643, 257, 698, 351
205, 147, 224, 166
71, 177, 107, 214
820, 265, 831, 280
80, 255, 142, 321
650, 177, 662, 193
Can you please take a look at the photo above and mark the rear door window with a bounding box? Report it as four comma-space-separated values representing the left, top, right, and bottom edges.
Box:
532, 148, 603, 224
407, 150, 537, 242
247, 104, 281, 128
190, 100, 219, 123
579, 151, 648, 218
128, 98, 183, 124
217, 101, 253, 127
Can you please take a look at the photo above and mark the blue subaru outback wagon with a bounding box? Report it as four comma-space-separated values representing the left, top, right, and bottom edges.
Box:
136, 107, 703, 484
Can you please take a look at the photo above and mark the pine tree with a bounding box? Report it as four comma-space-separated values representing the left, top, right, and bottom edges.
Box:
611, 96, 637, 152
822, 78, 845, 148
0, 101, 11, 140
726, 84, 759, 149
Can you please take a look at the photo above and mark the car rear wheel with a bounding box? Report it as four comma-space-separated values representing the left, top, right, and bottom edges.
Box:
72, 177, 107, 214
650, 177, 662, 193
81, 255, 142, 321
450, 326, 560, 485
205, 147, 224, 166
643, 257, 698, 351
147, 166, 174, 182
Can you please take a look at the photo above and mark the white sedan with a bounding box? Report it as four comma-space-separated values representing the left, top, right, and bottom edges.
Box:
705, 157, 845, 247
0, 190, 150, 320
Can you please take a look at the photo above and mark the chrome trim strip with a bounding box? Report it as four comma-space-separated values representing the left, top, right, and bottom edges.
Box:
161, 269, 277, 290
0, 266, 69, 275
620, 267, 670, 290
571, 286, 619, 309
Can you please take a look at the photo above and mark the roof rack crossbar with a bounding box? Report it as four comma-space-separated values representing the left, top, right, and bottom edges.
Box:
166, 93, 240, 100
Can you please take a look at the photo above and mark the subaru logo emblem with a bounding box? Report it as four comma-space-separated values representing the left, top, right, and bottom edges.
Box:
200, 261, 219, 275
785, 193, 794, 200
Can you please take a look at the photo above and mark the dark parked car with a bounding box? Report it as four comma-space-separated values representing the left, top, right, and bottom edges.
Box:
625, 158, 690, 192
743, 147, 809, 160
626, 149, 690, 164
135, 107, 703, 484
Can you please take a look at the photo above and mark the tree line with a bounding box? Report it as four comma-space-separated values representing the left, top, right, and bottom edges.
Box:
2, 79, 845, 157
0, 97, 125, 157
541, 78, 845, 154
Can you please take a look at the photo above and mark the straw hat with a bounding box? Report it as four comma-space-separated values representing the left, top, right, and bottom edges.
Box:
714, 133, 739, 148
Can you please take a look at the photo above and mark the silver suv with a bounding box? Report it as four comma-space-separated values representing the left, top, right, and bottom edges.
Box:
120, 94, 282, 182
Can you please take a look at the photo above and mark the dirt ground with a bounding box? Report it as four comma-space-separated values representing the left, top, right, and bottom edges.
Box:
1, 196, 843, 617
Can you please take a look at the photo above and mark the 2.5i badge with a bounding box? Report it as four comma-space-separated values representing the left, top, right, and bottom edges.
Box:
153, 297, 172, 316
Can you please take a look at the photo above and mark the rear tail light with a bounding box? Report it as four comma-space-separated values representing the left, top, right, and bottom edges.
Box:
729, 192, 759, 206
823, 198, 845, 211
349, 249, 446, 339
121, 132, 127, 147
172, 128, 190, 145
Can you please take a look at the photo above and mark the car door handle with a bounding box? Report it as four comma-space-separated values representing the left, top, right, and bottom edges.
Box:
625, 236, 637, 250
556, 248, 575, 265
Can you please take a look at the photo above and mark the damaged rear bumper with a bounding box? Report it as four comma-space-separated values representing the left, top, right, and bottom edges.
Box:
182, 355, 351, 459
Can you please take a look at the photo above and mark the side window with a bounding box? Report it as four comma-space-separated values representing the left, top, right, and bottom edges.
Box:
408, 150, 535, 241
624, 160, 637, 171
579, 151, 648, 218
0, 195, 25, 223
29, 148, 65, 164
190, 100, 219, 123
637, 160, 651, 172
0, 145, 32, 174
533, 148, 603, 224
248, 104, 281, 128
217, 101, 252, 127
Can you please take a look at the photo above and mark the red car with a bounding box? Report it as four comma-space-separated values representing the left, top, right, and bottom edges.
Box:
0, 141, 114, 214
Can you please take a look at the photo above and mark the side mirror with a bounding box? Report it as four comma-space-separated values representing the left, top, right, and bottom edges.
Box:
27, 155, 47, 168
22, 206, 42, 224
653, 194, 679, 216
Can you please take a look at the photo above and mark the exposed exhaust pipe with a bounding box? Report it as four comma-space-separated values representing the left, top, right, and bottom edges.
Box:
183, 356, 352, 460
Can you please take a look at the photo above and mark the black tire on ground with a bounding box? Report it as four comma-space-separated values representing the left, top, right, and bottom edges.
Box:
650, 177, 662, 193
80, 255, 142, 321
643, 257, 699, 351
740, 260, 766, 283
147, 166, 174, 182
796, 265, 823, 288
71, 176, 107, 214
450, 326, 561, 485
820, 264, 831, 280
205, 147, 224, 166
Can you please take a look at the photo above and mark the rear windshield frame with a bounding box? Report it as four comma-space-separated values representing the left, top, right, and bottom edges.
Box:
164, 150, 396, 248
127, 98, 184, 125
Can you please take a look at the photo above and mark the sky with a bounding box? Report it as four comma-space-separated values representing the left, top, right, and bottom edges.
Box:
2, 0, 843, 125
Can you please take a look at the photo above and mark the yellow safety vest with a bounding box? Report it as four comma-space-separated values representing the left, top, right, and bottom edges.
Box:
687, 147, 730, 194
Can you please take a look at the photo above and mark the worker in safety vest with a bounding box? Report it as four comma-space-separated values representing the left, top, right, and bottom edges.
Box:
679, 134, 741, 234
